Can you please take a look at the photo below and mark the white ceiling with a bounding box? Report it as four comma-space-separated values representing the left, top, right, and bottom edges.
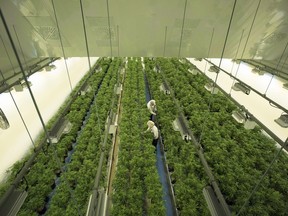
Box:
0, 0, 288, 85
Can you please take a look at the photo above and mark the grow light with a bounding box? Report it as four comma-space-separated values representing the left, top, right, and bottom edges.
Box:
188, 65, 200, 75
283, 83, 288, 90
0, 108, 9, 130
119, 67, 125, 75
48, 118, 72, 143
153, 65, 161, 73
160, 81, 170, 95
172, 115, 191, 141
251, 67, 265, 75
232, 82, 250, 95
45, 64, 56, 71
274, 113, 288, 128
79, 83, 92, 96
114, 84, 122, 95
105, 111, 118, 135
95, 65, 102, 73
20, 80, 32, 89
232, 110, 256, 129
13, 81, 23, 92
204, 83, 218, 94
232, 110, 246, 124
0, 189, 27, 216
203, 186, 229, 216
208, 65, 220, 73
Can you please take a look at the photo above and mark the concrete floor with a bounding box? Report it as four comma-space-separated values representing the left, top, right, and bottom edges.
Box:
0, 57, 98, 182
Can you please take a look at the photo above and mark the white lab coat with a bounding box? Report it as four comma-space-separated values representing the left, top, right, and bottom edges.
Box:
147, 100, 156, 115
147, 125, 159, 139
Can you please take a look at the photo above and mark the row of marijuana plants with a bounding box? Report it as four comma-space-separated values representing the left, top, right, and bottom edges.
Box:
156, 57, 288, 215
15, 57, 121, 215
144, 57, 210, 215
111, 58, 165, 215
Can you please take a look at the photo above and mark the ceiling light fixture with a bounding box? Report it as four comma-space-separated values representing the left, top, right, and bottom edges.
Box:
45, 64, 56, 72
0, 108, 9, 129
232, 82, 250, 95
208, 65, 220, 73
188, 65, 200, 75
232, 109, 256, 129
251, 66, 265, 75
204, 82, 218, 94
274, 113, 288, 128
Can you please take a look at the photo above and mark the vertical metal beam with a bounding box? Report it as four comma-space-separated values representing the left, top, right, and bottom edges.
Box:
178, 0, 188, 57
117, 25, 119, 56
217, 0, 238, 69
79, 0, 91, 70
51, 0, 73, 91
163, 26, 167, 57
0, 9, 51, 146
204, 28, 215, 74
106, 0, 113, 56
13, 25, 29, 72
264, 41, 288, 95
233, 0, 262, 81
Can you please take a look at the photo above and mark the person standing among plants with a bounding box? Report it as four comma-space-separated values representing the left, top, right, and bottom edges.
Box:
147, 99, 157, 120
145, 120, 159, 151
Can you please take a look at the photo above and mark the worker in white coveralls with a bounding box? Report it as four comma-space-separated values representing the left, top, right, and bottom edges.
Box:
147, 99, 157, 120
145, 120, 159, 150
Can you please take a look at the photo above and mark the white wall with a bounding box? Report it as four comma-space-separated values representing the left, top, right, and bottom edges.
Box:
0, 57, 98, 182
188, 58, 288, 143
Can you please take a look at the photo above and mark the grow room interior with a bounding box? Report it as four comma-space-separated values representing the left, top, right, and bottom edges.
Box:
0, 0, 288, 215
